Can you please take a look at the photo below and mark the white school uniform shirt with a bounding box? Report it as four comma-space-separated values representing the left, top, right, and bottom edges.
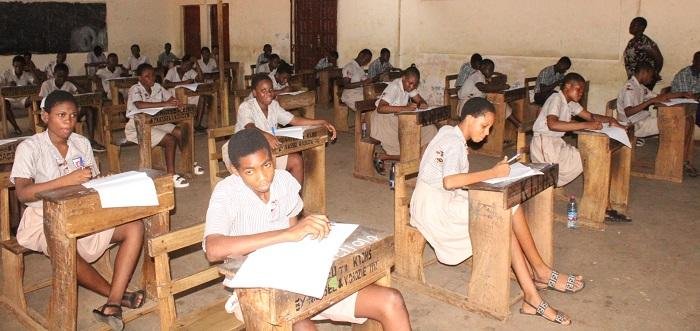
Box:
10, 131, 99, 208
1, 69, 35, 86
417, 125, 469, 190
197, 58, 218, 73
457, 70, 486, 100
256, 53, 269, 67
255, 62, 271, 74
43, 61, 72, 79
126, 55, 150, 74
269, 71, 288, 90
234, 98, 294, 133
374, 78, 417, 107
126, 82, 172, 118
39, 79, 78, 98
96, 66, 124, 99
86, 53, 107, 64
164, 66, 198, 84
342, 60, 367, 84
616, 76, 657, 124
533, 90, 583, 138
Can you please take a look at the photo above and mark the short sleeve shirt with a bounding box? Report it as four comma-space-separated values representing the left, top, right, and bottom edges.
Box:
203, 170, 303, 245
2, 69, 35, 86
533, 90, 583, 137
375, 78, 418, 107
39, 79, 78, 98
457, 71, 486, 100
126, 82, 172, 118
616, 76, 657, 123
43, 61, 72, 79
126, 55, 150, 74
10, 131, 99, 208
534, 65, 564, 93
671, 66, 700, 94
165, 66, 198, 84
417, 125, 469, 190
342, 60, 367, 84
455, 63, 475, 88
96, 66, 124, 98
367, 59, 392, 79
234, 98, 294, 133
197, 58, 218, 73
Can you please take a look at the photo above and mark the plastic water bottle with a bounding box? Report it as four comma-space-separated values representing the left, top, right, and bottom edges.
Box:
361, 122, 368, 138
567, 196, 578, 229
388, 163, 396, 190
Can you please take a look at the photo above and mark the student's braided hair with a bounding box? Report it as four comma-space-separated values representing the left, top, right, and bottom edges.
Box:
403, 64, 420, 80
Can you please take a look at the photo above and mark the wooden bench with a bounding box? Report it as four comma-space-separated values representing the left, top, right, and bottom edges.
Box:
443, 74, 460, 120
0, 85, 41, 138
218, 225, 394, 330
352, 99, 382, 183
68, 75, 97, 94
393, 161, 557, 320
134, 106, 196, 178
108, 77, 139, 106
207, 125, 330, 214
101, 104, 165, 174
518, 77, 541, 124
39, 170, 174, 330
332, 80, 350, 132
317, 68, 341, 105
147, 223, 244, 331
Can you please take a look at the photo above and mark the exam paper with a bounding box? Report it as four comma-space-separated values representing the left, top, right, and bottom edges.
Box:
223, 223, 359, 298
278, 90, 305, 96
178, 83, 202, 91
483, 162, 543, 184
589, 125, 632, 148
82, 171, 159, 208
273, 126, 307, 139
661, 98, 699, 106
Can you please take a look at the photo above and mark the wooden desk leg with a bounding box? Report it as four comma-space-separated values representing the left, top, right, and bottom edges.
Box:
178, 119, 195, 178
238, 289, 293, 330
319, 71, 329, 105
578, 134, 610, 230
479, 94, 506, 157
609, 145, 632, 213
467, 190, 512, 320
136, 118, 153, 170
304, 104, 315, 120
398, 117, 420, 163
1, 99, 7, 139
44, 215, 78, 330
207, 93, 218, 129
302, 144, 326, 215
351, 272, 391, 331
142, 212, 170, 299
523, 187, 554, 265
655, 107, 685, 182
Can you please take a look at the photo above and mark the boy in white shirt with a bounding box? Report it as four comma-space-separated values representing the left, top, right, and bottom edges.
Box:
43, 52, 71, 79
86, 45, 107, 76
127, 63, 201, 188
96, 53, 126, 101
197, 47, 218, 73
125, 44, 150, 75
164, 55, 210, 131
255, 54, 280, 74
455, 53, 482, 88
269, 63, 292, 92
204, 128, 411, 329
340, 49, 372, 111
367, 48, 393, 80
370, 66, 437, 173
2, 55, 36, 135
234, 73, 336, 184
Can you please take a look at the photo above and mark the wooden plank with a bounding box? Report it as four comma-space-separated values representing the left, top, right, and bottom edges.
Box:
170, 267, 222, 295
465, 163, 558, 209
148, 223, 205, 257
174, 297, 244, 331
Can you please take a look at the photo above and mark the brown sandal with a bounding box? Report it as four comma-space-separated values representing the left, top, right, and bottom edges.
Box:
92, 303, 124, 331
121, 289, 146, 309
520, 301, 571, 326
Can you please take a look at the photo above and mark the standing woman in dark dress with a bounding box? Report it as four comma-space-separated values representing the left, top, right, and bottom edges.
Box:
623, 17, 664, 89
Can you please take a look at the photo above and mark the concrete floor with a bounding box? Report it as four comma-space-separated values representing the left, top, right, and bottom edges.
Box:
1, 104, 698, 330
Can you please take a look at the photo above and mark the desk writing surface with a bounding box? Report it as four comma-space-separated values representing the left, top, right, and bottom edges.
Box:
272, 126, 330, 156
395, 105, 450, 125
465, 163, 558, 209
0, 139, 22, 164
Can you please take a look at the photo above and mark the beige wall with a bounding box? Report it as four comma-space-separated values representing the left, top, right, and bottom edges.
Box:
337, 0, 399, 68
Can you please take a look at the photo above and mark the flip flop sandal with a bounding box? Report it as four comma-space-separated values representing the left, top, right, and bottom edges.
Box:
520, 301, 571, 326
684, 163, 698, 177
605, 210, 632, 223
545, 270, 585, 293
193, 162, 205, 175
93, 303, 124, 331
122, 289, 145, 309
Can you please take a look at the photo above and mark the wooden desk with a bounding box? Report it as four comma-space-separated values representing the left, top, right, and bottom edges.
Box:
475, 87, 526, 157
134, 106, 195, 178
396, 105, 451, 162
443, 74, 459, 120
218, 226, 394, 330
632, 103, 697, 183
577, 128, 634, 230
362, 82, 387, 100
317, 68, 341, 105
175, 82, 224, 127
39, 170, 174, 330
0, 85, 41, 138
273, 125, 329, 214
108, 77, 139, 105
278, 90, 316, 119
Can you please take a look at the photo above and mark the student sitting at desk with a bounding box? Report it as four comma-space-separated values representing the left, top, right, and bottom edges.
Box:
315, 50, 338, 70
671, 51, 700, 141
204, 128, 411, 330
534, 57, 571, 105
96, 53, 127, 101
127, 63, 202, 188
457, 59, 514, 122
125, 44, 150, 76
197, 47, 218, 74
455, 53, 482, 88
22, 52, 39, 75
256, 54, 281, 74
531, 73, 620, 197
256, 43, 273, 68
234, 74, 336, 184
86, 45, 107, 76
39, 63, 105, 152
370, 65, 437, 173
157, 42, 179, 70
617, 63, 696, 175
11, 91, 146, 331
269, 62, 292, 93
411, 97, 583, 326
43, 52, 71, 80
1, 55, 36, 135
367, 48, 393, 80
341, 49, 373, 112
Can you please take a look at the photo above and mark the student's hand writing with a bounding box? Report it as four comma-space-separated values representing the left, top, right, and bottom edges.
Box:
287, 214, 331, 241
490, 157, 511, 178
608, 118, 626, 129
63, 168, 93, 186
264, 131, 281, 149
404, 103, 418, 112
586, 121, 603, 130
322, 121, 337, 140
653, 94, 672, 103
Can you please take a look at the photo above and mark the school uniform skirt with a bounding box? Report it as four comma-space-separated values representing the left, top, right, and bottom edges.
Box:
341, 88, 363, 111
16, 206, 114, 263
530, 134, 582, 187
125, 118, 176, 148
409, 179, 472, 265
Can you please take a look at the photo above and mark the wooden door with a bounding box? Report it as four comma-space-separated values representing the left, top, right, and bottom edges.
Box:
293, 0, 337, 71
183, 5, 201, 59
210, 4, 230, 62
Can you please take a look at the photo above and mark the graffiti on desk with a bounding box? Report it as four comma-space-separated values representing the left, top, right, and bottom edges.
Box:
274, 137, 326, 155
147, 111, 193, 125
0, 142, 20, 163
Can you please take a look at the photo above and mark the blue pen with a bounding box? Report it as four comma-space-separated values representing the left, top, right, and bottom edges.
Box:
271, 126, 276, 135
